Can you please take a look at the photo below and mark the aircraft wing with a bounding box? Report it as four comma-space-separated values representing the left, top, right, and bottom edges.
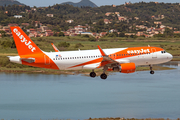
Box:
97, 45, 121, 68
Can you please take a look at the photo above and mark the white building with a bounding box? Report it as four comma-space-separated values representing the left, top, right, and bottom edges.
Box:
14, 15, 22, 18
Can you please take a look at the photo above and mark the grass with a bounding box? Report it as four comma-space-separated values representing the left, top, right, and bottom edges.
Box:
1, 36, 180, 56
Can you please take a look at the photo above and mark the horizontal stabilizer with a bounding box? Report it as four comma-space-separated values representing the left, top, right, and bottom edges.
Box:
20, 58, 35, 63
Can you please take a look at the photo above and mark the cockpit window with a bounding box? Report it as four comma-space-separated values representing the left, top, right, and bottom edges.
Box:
161, 51, 166, 54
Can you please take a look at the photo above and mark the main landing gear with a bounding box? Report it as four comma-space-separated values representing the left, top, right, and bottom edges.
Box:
90, 67, 108, 80
100, 73, 107, 79
90, 71, 107, 80
90, 71, 96, 78
149, 65, 155, 74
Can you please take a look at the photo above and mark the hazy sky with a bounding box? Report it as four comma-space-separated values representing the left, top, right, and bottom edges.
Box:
17, 0, 180, 7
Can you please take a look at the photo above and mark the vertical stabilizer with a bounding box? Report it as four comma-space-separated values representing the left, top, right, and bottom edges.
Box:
10, 26, 42, 56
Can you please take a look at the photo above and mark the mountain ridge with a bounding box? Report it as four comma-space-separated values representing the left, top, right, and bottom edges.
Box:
61, 0, 98, 8
0, 0, 25, 6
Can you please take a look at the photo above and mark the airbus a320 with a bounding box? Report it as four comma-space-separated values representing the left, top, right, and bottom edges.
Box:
9, 26, 173, 79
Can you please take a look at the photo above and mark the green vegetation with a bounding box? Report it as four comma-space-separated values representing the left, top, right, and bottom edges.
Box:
0, 2, 180, 32
58, 42, 70, 48
1, 36, 180, 56
74, 43, 84, 48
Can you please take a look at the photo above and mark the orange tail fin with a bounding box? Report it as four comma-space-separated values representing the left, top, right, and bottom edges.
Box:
10, 26, 42, 56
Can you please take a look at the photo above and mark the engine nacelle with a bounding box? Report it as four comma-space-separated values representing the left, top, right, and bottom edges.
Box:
112, 63, 136, 73
120, 63, 136, 73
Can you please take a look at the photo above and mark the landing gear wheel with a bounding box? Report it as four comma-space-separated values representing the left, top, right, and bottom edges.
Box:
100, 73, 107, 80
90, 72, 96, 78
150, 70, 154, 74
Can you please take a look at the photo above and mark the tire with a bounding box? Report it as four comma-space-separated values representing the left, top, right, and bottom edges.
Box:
150, 71, 155, 74
100, 73, 107, 80
90, 72, 96, 78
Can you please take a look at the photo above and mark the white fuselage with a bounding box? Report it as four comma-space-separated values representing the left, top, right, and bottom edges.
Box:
44, 48, 172, 70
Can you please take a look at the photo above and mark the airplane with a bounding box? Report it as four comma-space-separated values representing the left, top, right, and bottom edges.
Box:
9, 26, 173, 79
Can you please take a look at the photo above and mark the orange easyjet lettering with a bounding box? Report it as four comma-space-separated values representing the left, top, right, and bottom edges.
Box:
13, 28, 36, 52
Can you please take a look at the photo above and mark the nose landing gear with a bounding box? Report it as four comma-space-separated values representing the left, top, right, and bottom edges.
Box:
149, 65, 155, 74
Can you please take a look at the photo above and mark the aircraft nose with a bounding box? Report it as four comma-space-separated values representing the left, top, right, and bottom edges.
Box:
167, 53, 173, 61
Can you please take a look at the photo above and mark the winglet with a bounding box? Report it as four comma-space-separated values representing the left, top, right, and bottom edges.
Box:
51, 43, 60, 52
97, 45, 107, 56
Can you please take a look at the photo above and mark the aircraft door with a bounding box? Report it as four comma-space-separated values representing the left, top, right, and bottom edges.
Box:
44, 55, 50, 65
151, 48, 157, 58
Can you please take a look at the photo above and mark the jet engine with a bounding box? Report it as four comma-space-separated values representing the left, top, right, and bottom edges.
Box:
112, 63, 136, 73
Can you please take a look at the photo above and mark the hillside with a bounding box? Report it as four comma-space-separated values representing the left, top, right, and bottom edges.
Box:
0, 0, 25, 6
0, 2, 180, 33
61, 0, 98, 8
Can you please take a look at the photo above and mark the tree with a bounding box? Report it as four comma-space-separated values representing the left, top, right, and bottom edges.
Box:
58, 32, 65, 37
164, 28, 174, 37
119, 33, 125, 37
58, 42, 70, 48
88, 37, 96, 42
74, 43, 84, 48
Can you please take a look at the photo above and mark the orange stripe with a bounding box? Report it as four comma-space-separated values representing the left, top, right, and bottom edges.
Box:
68, 57, 103, 69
